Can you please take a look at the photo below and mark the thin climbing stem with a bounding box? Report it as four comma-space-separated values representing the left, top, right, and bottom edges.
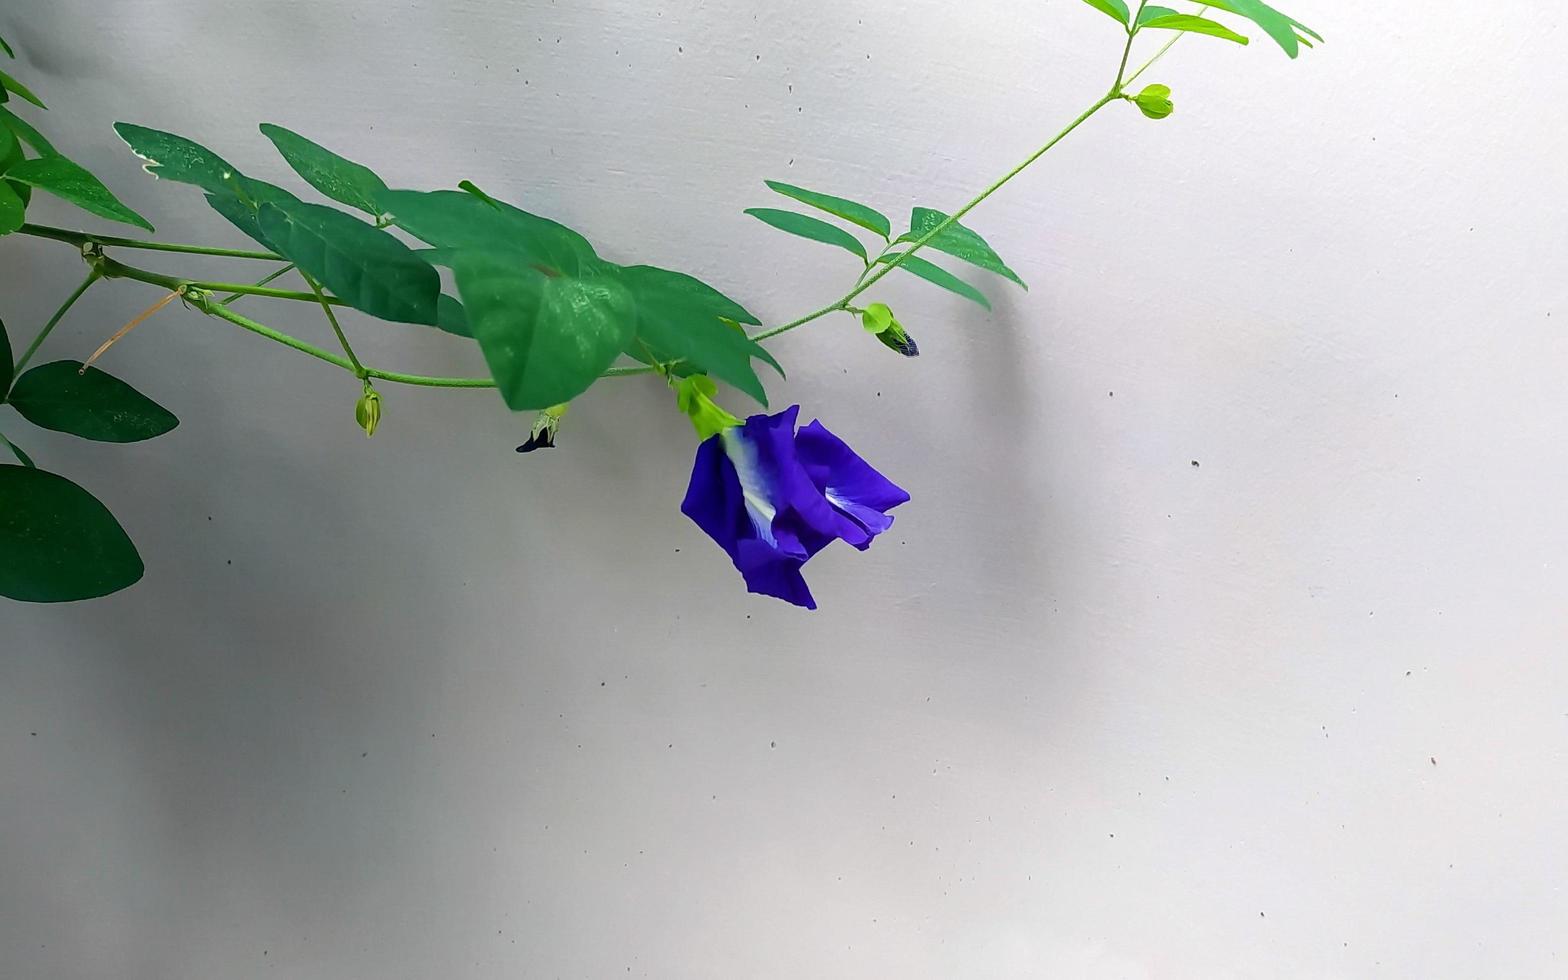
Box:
303, 272, 366, 378
1123, 4, 1208, 89
18, 223, 281, 260
12, 269, 101, 377
221, 263, 296, 305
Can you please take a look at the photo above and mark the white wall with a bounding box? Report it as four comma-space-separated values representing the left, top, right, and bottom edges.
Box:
3, 1, 1564, 977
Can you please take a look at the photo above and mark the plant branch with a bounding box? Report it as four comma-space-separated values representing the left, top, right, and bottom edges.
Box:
18, 223, 282, 260
221, 263, 297, 305
303, 272, 366, 378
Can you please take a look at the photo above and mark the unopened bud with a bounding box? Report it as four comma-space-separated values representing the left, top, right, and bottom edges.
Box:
517, 403, 568, 453
1132, 83, 1174, 120
861, 302, 919, 357
354, 384, 381, 438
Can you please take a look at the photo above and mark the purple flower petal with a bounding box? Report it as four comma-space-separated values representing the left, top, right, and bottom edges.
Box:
794, 419, 910, 547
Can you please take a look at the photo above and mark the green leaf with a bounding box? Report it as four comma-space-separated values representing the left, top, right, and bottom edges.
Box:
114, 122, 241, 195
378, 189, 596, 276
763, 180, 891, 238
205, 177, 299, 250
1, 105, 56, 155
0, 69, 44, 109
1138, 13, 1249, 45
259, 123, 389, 216
9, 361, 179, 443
450, 253, 633, 410
899, 207, 1025, 289
875, 253, 991, 311
436, 294, 471, 338
611, 264, 780, 405
0, 177, 23, 236
1199, 0, 1319, 57
0, 35, 14, 59
0, 465, 143, 602
0, 315, 13, 393
257, 200, 439, 325
0, 120, 18, 171
6, 155, 154, 231
744, 207, 867, 260
0, 433, 34, 467
1080, 0, 1131, 25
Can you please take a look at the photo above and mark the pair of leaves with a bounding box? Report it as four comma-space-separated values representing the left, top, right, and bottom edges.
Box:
745, 180, 891, 262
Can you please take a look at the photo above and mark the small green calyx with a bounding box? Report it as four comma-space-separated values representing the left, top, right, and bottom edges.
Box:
676, 375, 742, 441
1131, 84, 1174, 120
860, 302, 919, 357
518, 402, 568, 453
355, 381, 381, 437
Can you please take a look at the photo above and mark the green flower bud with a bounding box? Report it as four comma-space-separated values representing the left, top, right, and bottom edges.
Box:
1132, 84, 1174, 120
676, 375, 742, 441
860, 302, 919, 357
518, 403, 568, 453
354, 384, 381, 438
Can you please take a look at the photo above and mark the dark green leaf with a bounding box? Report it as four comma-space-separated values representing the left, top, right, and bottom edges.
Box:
1, 106, 56, 155
875, 253, 991, 310
451, 253, 633, 410
0, 120, 18, 172
744, 208, 867, 260
0, 465, 143, 602
378, 189, 596, 276
259, 123, 388, 216
204, 177, 300, 250
611, 264, 780, 405
1, 433, 34, 467
764, 180, 891, 238
0, 315, 12, 393
0, 69, 44, 109
0, 35, 14, 59
114, 122, 241, 195
436, 294, 471, 338
899, 207, 1025, 289
0, 177, 23, 236
1139, 13, 1249, 45
257, 200, 439, 325
1199, 0, 1319, 57
6, 155, 154, 231
1080, 0, 1131, 25
9, 361, 179, 443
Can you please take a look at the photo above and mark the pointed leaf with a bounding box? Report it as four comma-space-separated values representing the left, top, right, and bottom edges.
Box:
1, 106, 56, 155
1198, 0, 1318, 57
259, 123, 389, 216
875, 253, 991, 311
0, 120, 18, 172
0, 35, 13, 59
1079, 0, 1130, 25
205, 177, 299, 251
899, 207, 1025, 289
612, 264, 780, 405
435, 294, 471, 338
764, 180, 891, 238
9, 361, 178, 443
451, 253, 633, 410
1, 433, 34, 467
1138, 14, 1249, 45
0, 69, 44, 109
745, 207, 867, 260
0, 177, 23, 236
0, 465, 143, 602
114, 122, 242, 195
6, 155, 154, 231
257, 200, 439, 325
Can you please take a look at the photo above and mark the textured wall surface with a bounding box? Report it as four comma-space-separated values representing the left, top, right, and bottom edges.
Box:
3, 1, 1565, 977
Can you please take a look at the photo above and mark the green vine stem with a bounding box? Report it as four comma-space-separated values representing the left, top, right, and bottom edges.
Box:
13, 10, 1182, 396
10, 268, 102, 380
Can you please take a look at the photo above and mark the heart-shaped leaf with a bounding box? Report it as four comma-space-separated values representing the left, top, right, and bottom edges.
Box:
258, 200, 439, 325
9, 361, 178, 443
0, 465, 143, 602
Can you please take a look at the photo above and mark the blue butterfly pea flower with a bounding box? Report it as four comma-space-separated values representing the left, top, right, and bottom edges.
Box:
681, 405, 909, 609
